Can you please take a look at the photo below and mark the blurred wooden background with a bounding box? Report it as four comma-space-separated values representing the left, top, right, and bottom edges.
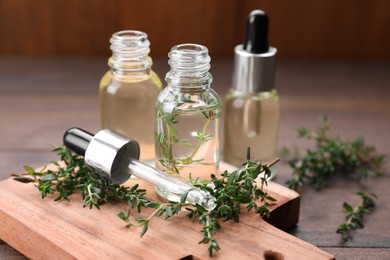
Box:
0, 0, 389, 59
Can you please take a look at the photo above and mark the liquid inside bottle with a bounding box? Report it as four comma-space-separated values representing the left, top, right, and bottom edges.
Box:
156, 99, 221, 180
223, 9, 280, 178
100, 30, 162, 161
223, 89, 280, 168
155, 44, 221, 201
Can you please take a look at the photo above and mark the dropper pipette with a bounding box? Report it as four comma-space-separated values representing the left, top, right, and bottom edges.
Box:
63, 128, 216, 211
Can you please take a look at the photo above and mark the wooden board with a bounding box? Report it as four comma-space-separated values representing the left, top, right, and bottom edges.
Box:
0, 163, 334, 259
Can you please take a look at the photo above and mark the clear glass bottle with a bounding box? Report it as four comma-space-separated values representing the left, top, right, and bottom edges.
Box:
155, 44, 221, 200
224, 89, 280, 166
223, 10, 280, 178
100, 30, 162, 161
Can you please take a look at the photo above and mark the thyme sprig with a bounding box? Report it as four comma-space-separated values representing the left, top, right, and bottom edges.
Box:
14, 146, 277, 257
119, 148, 277, 256
337, 192, 376, 241
283, 116, 385, 241
156, 99, 221, 175
284, 116, 386, 190
14, 146, 146, 209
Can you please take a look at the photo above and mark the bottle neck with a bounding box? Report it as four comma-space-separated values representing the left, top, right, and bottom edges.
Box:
108, 30, 152, 76
166, 44, 213, 93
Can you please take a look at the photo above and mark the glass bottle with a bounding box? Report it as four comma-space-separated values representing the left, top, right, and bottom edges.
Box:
155, 44, 221, 200
100, 30, 162, 161
223, 10, 280, 178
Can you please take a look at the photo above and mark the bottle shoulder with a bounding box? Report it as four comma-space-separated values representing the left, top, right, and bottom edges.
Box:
150, 70, 163, 90
225, 88, 279, 102
100, 70, 162, 92
157, 86, 221, 114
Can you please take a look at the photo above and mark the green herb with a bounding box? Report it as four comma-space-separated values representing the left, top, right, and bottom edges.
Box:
14, 146, 144, 207
116, 149, 278, 256
14, 146, 277, 257
283, 117, 384, 241
336, 192, 376, 241
284, 116, 386, 190
156, 105, 221, 175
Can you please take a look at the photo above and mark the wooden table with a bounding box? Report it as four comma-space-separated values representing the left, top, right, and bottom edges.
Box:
1, 58, 389, 259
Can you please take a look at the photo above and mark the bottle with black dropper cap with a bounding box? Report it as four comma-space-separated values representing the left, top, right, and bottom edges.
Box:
223, 10, 280, 178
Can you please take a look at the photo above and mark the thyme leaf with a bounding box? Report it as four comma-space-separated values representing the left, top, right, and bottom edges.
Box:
284, 116, 386, 190
14, 146, 277, 257
155, 104, 221, 176
283, 116, 385, 241
336, 192, 376, 241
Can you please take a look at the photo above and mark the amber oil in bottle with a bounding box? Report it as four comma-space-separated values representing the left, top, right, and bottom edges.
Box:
100, 30, 162, 161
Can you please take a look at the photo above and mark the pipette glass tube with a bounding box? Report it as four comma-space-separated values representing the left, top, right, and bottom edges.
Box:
128, 159, 215, 210
63, 128, 216, 211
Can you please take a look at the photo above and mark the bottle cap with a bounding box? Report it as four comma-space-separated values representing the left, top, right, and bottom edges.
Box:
63, 128, 140, 184
232, 10, 277, 93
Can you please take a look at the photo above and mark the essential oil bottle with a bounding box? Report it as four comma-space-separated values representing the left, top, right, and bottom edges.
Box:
155, 44, 221, 200
223, 10, 280, 177
100, 30, 162, 161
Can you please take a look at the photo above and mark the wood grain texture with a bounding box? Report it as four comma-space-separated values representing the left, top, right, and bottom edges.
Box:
322, 248, 390, 260
0, 165, 332, 259
0, 0, 389, 59
0, 58, 389, 259
0, 239, 25, 260
240, 0, 390, 59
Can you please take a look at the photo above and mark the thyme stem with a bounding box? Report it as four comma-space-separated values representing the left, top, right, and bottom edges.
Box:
165, 120, 180, 175
188, 116, 212, 159
285, 116, 385, 190
14, 146, 277, 257
337, 192, 376, 241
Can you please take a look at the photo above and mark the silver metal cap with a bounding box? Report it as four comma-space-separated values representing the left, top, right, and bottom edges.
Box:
84, 129, 140, 184
232, 44, 277, 93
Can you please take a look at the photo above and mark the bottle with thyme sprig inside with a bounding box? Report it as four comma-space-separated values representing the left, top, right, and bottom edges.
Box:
155, 44, 221, 201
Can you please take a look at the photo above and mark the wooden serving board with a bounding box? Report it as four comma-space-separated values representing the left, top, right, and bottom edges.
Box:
0, 163, 334, 259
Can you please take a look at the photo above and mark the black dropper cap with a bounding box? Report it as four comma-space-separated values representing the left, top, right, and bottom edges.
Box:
232, 9, 276, 93
63, 128, 93, 156
243, 10, 269, 54
63, 127, 140, 184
